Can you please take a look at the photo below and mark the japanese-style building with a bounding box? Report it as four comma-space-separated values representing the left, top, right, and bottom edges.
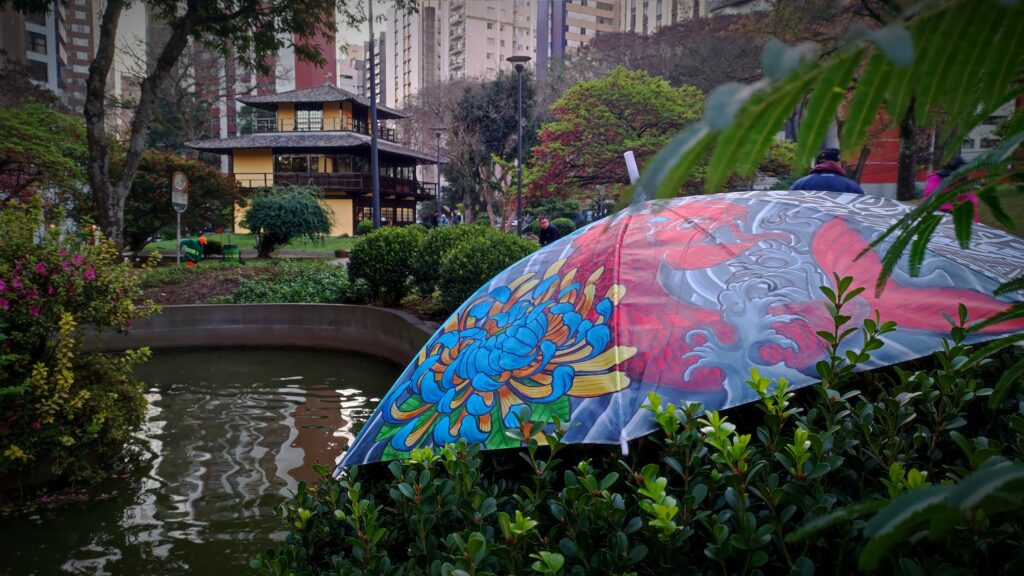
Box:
187, 84, 436, 236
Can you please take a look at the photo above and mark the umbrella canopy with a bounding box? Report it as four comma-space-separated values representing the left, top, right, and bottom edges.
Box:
339, 190, 1024, 468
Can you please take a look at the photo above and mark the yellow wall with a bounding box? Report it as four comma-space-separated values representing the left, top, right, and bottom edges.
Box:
342, 101, 352, 125
324, 102, 341, 130
278, 103, 295, 131
323, 198, 354, 237
232, 148, 273, 233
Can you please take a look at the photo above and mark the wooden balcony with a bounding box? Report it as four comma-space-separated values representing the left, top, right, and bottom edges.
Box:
233, 117, 398, 142
233, 172, 436, 199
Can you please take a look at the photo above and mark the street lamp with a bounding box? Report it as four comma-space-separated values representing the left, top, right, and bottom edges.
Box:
506, 54, 530, 236
433, 127, 444, 219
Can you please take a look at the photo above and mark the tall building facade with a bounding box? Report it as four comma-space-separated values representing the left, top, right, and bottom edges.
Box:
0, 0, 65, 96
618, 0, 707, 34
564, 0, 618, 50
62, 0, 94, 111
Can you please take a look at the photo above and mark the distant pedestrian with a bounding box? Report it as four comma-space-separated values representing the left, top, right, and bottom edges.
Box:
923, 155, 978, 221
537, 216, 560, 247
428, 212, 439, 228
439, 213, 450, 227
789, 147, 864, 194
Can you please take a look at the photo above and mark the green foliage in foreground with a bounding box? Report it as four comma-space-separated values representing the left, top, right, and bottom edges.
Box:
410, 225, 494, 299
1, 201, 157, 483
230, 261, 369, 305
257, 278, 1024, 574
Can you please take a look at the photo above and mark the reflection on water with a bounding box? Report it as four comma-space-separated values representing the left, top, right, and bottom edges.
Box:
0, 349, 399, 575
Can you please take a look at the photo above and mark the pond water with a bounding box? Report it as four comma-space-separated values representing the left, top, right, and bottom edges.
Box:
0, 348, 400, 575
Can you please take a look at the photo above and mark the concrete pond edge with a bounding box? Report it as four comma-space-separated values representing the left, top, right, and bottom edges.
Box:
89, 304, 438, 366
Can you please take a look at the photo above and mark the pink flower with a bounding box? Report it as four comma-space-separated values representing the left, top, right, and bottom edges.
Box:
0, 299, 8, 311
47, 287, 55, 295
71, 254, 84, 266
58, 248, 68, 256
84, 267, 96, 282
62, 260, 72, 271
34, 262, 47, 275
0, 279, 5, 292
29, 305, 40, 317
11, 278, 22, 290
24, 290, 38, 299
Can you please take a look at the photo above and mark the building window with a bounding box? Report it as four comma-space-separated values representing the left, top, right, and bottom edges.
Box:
29, 60, 49, 83
500, 39, 505, 47
295, 104, 323, 131
487, 37, 495, 45
75, 51, 89, 60
962, 138, 975, 149
73, 10, 87, 19
27, 32, 47, 54
597, 1, 614, 10
72, 37, 88, 47
487, 22, 493, 29
486, 52, 495, 60
980, 137, 1001, 149
27, 12, 46, 26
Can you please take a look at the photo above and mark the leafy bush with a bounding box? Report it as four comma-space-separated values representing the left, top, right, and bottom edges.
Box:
231, 260, 361, 304
411, 225, 492, 297
437, 232, 536, 314
759, 139, 797, 177
356, 219, 374, 236
0, 201, 157, 484
525, 198, 583, 225
241, 186, 332, 258
259, 278, 1024, 575
348, 226, 426, 306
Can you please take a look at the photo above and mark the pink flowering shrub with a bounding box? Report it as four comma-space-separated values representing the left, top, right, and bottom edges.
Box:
0, 201, 157, 484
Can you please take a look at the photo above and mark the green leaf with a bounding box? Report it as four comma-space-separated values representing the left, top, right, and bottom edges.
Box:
946, 463, 1024, 511
870, 24, 914, 67
978, 2, 1024, 111
908, 214, 941, 277
730, 75, 817, 182
530, 396, 571, 427
941, 5, 1009, 141
761, 39, 819, 81
978, 187, 1016, 230
912, 4, 977, 126
860, 485, 953, 570
841, 53, 892, 156
994, 276, 1024, 296
638, 121, 715, 200
705, 81, 767, 131
796, 49, 864, 169
988, 355, 1024, 409
951, 200, 974, 249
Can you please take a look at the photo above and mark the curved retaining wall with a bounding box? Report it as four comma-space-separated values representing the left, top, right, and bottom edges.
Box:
92, 304, 436, 366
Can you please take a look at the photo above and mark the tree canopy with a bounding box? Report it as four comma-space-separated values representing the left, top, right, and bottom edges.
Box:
0, 104, 87, 205
527, 67, 703, 203
241, 186, 332, 258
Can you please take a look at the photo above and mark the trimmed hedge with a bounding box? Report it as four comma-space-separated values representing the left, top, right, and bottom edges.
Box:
356, 219, 374, 236
437, 232, 537, 314
348, 226, 426, 306
411, 225, 493, 298
529, 218, 577, 238
230, 260, 367, 304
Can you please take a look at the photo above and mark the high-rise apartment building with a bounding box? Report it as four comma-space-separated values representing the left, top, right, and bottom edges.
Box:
564, 0, 619, 50
62, 0, 94, 111
364, 31, 386, 104
619, 0, 707, 34
338, 42, 365, 96
0, 0, 65, 96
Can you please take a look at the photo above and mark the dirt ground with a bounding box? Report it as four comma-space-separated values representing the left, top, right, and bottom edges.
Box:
142, 266, 272, 305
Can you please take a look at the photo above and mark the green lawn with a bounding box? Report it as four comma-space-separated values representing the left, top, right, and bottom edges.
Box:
144, 234, 357, 253
976, 189, 1024, 235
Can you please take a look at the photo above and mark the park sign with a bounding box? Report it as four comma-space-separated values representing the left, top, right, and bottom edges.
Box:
171, 171, 189, 213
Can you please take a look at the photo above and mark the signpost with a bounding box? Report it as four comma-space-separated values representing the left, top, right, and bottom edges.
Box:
171, 171, 189, 265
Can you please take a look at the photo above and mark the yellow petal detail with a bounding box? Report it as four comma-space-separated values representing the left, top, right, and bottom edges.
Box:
569, 371, 632, 397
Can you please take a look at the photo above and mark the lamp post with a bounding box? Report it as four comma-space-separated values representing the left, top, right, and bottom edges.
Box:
434, 127, 444, 218
506, 55, 530, 236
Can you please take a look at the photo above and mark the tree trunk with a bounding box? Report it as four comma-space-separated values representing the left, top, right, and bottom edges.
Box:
850, 145, 871, 182
896, 99, 918, 201
83, 0, 123, 246
84, 0, 196, 249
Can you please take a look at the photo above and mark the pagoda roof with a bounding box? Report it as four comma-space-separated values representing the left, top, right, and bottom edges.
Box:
238, 84, 407, 119
185, 131, 437, 164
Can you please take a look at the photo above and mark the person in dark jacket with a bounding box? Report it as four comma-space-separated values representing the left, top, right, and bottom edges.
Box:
789, 147, 864, 194
537, 216, 561, 247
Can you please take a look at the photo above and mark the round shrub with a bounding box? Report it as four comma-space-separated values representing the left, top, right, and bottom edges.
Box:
411, 225, 492, 297
551, 217, 576, 237
437, 232, 536, 314
348, 226, 425, 306
240, 186, 332, 258
356, 219, 374, 236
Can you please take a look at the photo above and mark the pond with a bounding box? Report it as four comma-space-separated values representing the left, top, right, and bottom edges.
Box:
0, 348, 401, 575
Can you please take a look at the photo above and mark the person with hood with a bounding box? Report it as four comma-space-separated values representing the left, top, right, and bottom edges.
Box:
922, 155, 979, 221
789, 147, 864, 194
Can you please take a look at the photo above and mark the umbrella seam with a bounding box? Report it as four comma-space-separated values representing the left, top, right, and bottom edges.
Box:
612, 211, 633, 454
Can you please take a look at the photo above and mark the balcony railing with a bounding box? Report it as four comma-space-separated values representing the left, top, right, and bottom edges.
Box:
233, 117, 397, 142
233, 172, 436, 198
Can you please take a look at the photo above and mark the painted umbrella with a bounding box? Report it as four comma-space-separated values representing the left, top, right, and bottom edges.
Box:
339, 190, 1024, 468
